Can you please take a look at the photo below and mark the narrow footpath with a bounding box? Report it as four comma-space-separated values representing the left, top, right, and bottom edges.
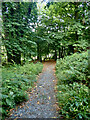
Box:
8, 61, 59, 118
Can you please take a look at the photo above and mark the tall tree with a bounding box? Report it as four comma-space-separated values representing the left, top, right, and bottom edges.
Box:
2, 2, 37, 64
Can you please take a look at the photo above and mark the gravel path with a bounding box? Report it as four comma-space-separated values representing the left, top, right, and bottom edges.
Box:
8, 61, 59, 119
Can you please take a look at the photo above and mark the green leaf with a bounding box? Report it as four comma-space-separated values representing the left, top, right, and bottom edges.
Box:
6, 99, 12, 106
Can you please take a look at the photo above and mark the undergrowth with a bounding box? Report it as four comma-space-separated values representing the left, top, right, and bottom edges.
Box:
56, 51, 90, 120
1, 62, 43, 119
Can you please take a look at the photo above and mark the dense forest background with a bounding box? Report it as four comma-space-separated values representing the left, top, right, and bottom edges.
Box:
1, 2, 89, 64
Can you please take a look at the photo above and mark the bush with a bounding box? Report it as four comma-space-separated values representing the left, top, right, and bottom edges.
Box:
56, 51, 90, 119
57, 83, 89, 119
1, 62, 43, 119
56, 51, 89, 85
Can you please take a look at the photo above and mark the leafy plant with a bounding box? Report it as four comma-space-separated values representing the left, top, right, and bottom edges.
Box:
56, 51, 89, 85
2, 62, 43, 119
56, 51, 89, 119
57, 83, 89, 119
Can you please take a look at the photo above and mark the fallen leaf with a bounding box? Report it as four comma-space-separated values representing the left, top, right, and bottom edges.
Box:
55, 102, 58, 104
20, 113, 22, 116
59, 91, 62, 93
37, 101, 40, 104
26, 106, 29, 108
10, 109, 13, 112
51, 117, 56, 118
56, 105, 61, 111
20, 106, 22, 108
49, 96, 51, 100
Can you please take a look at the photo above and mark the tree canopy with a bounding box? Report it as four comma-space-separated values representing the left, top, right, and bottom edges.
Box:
2, 1, 89, 64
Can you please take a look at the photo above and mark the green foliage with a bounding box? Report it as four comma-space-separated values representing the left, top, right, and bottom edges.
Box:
1, 62, 43, 118
73, 40, 88, 52
56, 51, 89, 119
57, 83, 89, 119
2, 2, 38, 64
56, 51, 88, 85
2, 2, 89, 63
38, 2, 89, 58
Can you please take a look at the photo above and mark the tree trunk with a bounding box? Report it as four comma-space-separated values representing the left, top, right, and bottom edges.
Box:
68, 45, 74, 55
37, 44, 40, 60
37, 44, 42, 62
29, 53, 31, 59
63, 47, 66, 57
39, 55, 42, 62
59, 47, 61, 59
61, 46, 64, 58
2, 3, 21, 65
54, 49, 57, 61
13, 51, 21, 64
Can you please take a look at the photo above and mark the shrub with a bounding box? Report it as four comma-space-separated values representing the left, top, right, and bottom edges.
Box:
56, 51, 89, 85
1, 62, 43, 119
56, 51, 89, 119
57, 83, 89, 119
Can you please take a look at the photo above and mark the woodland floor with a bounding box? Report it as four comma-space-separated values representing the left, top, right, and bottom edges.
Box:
7, 60, 60, 119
